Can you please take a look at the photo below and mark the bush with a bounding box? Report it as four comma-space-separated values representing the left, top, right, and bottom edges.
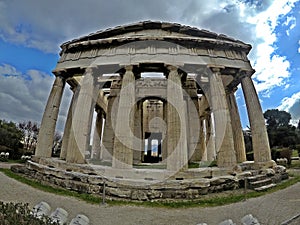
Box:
271, 147, 293, 165
0, 202, 59, 225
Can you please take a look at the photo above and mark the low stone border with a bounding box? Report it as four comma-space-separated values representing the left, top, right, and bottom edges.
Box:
10, 159, 289, 201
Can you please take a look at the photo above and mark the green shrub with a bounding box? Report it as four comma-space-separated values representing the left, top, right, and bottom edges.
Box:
0, 202, 59, 225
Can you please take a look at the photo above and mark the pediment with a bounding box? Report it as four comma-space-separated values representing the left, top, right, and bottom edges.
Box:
110, 29, 193, 39
63, 21, 246, 47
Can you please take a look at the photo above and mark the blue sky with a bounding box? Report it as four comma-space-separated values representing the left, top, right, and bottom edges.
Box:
0, 0, 299, 132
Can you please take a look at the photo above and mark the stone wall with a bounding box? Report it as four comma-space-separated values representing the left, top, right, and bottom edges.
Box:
10, 160, 289, 201
11, 162, 239, 201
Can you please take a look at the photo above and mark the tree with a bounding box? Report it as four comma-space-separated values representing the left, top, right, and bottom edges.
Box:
18, 121, 39, 153
264, 109, 291, 128
52, 132, 62, 157
0, 120, 23, 159
263, 109, 297, 148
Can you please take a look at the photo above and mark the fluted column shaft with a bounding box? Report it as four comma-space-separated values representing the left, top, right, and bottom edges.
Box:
166, 66, 188, 171
91, 108, 104, 160
241, 75, 271, 163
66, 69, 95, 163
112, 66, 135, 169
199, 117, 207, 161
35, 76, 65, 157
162, 101, 168, 161
209, 68, 236, 167
60, 88, 77, 160
101, 96, 117, 161
205, 113, 215, 161
133, 101, 143, 163
187, 97, 201, 161
199, 95, 209, 161
227, 91, 247, 162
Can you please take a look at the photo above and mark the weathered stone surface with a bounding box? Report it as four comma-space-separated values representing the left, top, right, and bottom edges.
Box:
106, 188, 131, 198
262, 168, 275, 177
209, 68, 236, 168
131, 190, 148, 201
33, 21, 274, 201
241, 75, 271, 163
35, 76, 65, 158
274, 165, 286, 173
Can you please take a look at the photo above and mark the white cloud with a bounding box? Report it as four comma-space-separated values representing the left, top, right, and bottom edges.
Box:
278, 92, 300, 125
246, 0, 297, 96
278, 92, 300, 111
0, 64, 71, 132
284, 16, 296, 36
0, 0, 187, 53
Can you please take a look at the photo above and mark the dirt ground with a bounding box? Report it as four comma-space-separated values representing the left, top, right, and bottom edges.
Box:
0, 163, 299, 225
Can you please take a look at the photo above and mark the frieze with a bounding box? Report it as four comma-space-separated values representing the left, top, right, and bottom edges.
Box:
59, 46, 248, 63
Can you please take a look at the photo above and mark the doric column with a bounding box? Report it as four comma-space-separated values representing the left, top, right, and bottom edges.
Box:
227, 90, 247, 163
60, 87, 77, 160
199, 95, 209, 161
66, 68, 96, 163
241, 73, 272, 164
209, 67, 236, 167
199, 117, 207, 161
133, 100, 143, 163
91, 107, 104, 160
205, 112, 215, 161
101, 95, 117, 161
35, 75, 65, 157
162, 101, 168, 161
166, 66, 188, 171
112, 65, 135, 169
187, 97, 201, 162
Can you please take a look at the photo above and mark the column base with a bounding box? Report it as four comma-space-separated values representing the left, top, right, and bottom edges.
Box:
31, 156, 42, 163
254, 160, 277, 169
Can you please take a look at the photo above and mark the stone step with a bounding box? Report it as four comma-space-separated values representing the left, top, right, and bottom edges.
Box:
249, 178, 272, 189
247, 174, 267, 182
254, 183, 276, 192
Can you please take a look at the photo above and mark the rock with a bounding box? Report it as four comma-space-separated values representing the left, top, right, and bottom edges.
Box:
262, 168, 275, 176
106, 188, 131, 198
218, 219, 236, 225
274, 165, 286, 174
241, 214, 260, 225
147, 190, 162, 199
131, 190, 148, 201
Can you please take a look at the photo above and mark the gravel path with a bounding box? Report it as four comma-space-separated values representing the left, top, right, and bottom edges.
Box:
0, 164, 299, 225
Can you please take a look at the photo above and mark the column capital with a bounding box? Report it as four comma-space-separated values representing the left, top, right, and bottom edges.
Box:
124, 65, 134, 71
85, 66, 99, 74
207, 65, 225, 73
166, 65, 178, 72
52, 69, 68, 78
225, 86, 238, 95
239, 69, 255, 79
166, 65, 187, 80
119, 64, 138, 79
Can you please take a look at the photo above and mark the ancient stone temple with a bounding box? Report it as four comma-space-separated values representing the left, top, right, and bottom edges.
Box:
26, 21, 285, 200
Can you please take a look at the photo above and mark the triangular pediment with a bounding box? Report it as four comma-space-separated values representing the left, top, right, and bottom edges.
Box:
63, 21, 245, 47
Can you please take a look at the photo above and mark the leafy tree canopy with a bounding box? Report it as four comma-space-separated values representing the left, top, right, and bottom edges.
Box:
0, 120, 23, 153
264, 109, 291, 128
